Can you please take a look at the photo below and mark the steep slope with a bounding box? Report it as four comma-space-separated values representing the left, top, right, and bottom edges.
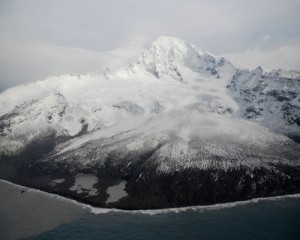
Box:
0, 36, 299, 209
228, 67, 300, 141
129, 36, 234, 81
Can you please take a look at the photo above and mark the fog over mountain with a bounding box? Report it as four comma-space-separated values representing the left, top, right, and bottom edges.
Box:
1, 0, 299, 92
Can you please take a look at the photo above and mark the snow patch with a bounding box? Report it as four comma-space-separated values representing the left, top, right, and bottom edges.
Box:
69, 174, 99, 196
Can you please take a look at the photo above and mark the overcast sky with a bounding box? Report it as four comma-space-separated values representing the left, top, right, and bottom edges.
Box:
0, 0, 300, 91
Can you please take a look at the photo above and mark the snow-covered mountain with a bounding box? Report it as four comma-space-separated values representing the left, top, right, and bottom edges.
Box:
0, 36, 237, 155
129, 36, 233, 80
228, 67, 300, 141
0, 36, 299, 209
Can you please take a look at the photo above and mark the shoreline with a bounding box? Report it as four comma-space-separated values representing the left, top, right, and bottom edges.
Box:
1, 179, 300, 216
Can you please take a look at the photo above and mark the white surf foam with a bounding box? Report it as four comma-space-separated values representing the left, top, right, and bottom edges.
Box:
89, 193, 300, 215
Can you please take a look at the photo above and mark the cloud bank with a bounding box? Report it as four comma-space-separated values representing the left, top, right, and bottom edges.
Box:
0, 0, 299, 91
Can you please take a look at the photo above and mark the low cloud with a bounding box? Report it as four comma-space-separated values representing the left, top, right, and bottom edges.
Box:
223, 44, 300, 71
0, 0, 299, 91
0, 42, 143, 92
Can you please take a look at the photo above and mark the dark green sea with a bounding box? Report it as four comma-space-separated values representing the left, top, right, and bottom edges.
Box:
0, 180, 299, 240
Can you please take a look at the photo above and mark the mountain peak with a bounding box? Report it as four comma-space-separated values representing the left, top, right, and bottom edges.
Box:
130, 36, 230, 79
148, 36, 200, 56
138, 36, 203, 67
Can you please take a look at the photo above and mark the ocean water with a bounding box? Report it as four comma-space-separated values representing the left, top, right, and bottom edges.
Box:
0, 180, 300, 240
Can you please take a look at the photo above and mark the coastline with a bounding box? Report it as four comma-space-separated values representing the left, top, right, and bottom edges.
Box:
1, 179, 300, 216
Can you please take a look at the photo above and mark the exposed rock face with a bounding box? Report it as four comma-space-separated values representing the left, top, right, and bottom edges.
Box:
228, 67, 300, 141
0, 36, 299, 209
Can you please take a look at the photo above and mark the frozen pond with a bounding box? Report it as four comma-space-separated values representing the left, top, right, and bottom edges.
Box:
69, 174, 98, 196
106, 181, 128, 203
49, 179, 65, 186
69, 175, 128, 202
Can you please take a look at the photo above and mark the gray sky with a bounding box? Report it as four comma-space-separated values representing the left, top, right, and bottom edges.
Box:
1, 0, 300, 91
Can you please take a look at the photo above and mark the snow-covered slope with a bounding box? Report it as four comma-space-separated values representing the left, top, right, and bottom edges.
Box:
129, 36, 234, 81
228, 67, 300, 140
